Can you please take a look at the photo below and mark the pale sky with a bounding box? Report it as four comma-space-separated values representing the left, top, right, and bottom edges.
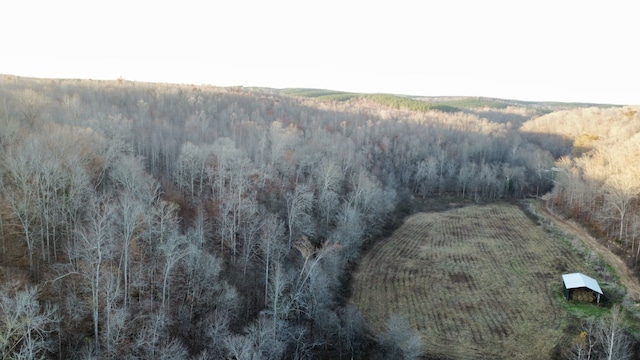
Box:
2, 0, 638, 104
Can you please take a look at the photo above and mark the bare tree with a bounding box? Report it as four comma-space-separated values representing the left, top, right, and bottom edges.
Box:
224, 333, 257, 360
337, 304, 369, 359
348, 169, 395, 230
205, 310, 232, 358
0, 161, 4, 258
83, 115, 132, 191
502, 163, 525, 198
59, 159, 94, 265
158, 338, 189, 360
0, 117, 20, 147
208, 137, 246, 197
241, 315, 286, 360
3, 145, 40, 276
598, 304, 633, 360
265, 262, 291, 347
564, 320, 598, 360
268, 121, 303, 185
61, 92, 83, 123
0, 284, 58, 359
329, 204, 364, 263
179, 250, 238, 332
133, 311, 171, 359
32, 151, 66, 264
415, 156, 438, 195
210, 138, 257, 261
109, 155, 159, 205
314, 159, 343, 198
565, 305, 634, 360
73, 197, 116, 354
159, 234, 193, 309
478, 162, 500, 199
3, 134, 92, 269
115, 194, 144, 310
216, 184, 256, 263
317, 190, 340, 234
458, 162, 476, 199
291, 239, 341, 320
286, 185, 315, 249
3, 142, 51, 278
601, 174, 640, 244
174, 142, 211, 198
313, 159, 343, 230
631, 213, 640, 264
146, 200, 180, 245
238, 204, 263, 279
15, 89, 48, 127
130, 199, 180, 307
101, 270, 127, 358
260, 214, 286, 307
378, 314, 424, 360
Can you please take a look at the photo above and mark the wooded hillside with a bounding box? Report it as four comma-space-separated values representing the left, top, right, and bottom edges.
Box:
522, 107, 640, 266
0, 74, 635, 359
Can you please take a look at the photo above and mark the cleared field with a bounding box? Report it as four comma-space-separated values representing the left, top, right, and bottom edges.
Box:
351, 203, 591, 359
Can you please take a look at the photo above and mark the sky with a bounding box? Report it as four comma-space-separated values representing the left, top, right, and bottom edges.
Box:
2, 0, 639, 105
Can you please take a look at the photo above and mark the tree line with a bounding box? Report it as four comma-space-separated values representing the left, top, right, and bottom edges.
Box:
0, 74, 610, 359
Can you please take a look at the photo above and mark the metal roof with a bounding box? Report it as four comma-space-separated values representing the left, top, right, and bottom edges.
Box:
562, 273, 603, 294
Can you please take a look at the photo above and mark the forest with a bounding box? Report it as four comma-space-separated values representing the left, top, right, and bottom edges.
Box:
0, 74, 638, 359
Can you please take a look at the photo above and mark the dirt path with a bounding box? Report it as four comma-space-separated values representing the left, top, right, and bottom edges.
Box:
540, 200, 640, 301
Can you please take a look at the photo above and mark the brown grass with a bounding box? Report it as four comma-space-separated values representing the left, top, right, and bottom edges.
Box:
351, 203, 591, 360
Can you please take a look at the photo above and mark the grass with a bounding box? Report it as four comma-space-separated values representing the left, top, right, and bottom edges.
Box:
351, 203, 596, 360
565, 301, 610, 318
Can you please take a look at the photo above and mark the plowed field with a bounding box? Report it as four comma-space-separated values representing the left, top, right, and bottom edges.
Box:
351, 203, 591, 359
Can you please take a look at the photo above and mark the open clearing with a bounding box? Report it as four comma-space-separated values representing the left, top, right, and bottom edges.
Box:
351, 203, 592, 359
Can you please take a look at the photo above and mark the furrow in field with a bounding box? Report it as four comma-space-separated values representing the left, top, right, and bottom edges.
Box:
351, 203, 589, 360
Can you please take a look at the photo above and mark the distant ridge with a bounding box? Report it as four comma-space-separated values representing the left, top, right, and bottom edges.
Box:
1, 74, 621, 112
278, 87, 620, 113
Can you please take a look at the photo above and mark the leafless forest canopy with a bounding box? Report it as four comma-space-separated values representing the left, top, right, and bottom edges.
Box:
0, 75, 638, 359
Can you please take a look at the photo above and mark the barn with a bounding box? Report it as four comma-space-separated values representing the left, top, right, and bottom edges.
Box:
562, 272, 603, 304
